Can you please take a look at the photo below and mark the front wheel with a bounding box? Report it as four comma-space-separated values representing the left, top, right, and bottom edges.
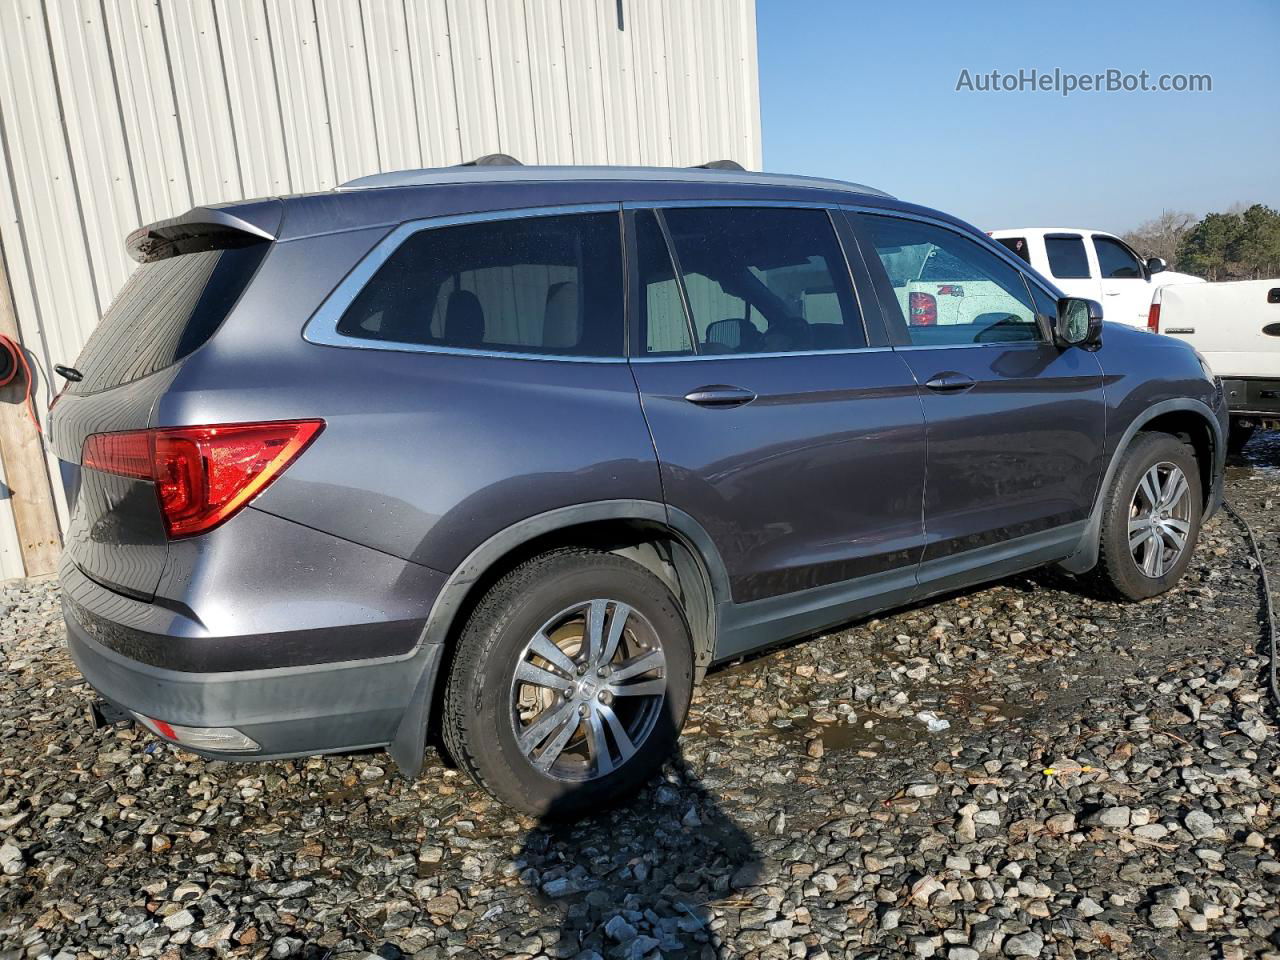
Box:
442, 548, 693, 818
1093, 432, 1203, 600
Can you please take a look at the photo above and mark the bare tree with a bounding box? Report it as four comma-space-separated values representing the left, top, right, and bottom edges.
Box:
1121, 210, 1197, 269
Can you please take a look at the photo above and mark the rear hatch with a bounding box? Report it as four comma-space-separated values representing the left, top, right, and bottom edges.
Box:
52, 204, 278, 599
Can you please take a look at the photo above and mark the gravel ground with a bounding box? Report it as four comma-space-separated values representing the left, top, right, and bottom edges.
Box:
2, 433, 1279, 960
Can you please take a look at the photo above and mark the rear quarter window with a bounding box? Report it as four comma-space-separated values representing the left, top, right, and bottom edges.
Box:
69, 241, 268, 395
335, 211, 625, 357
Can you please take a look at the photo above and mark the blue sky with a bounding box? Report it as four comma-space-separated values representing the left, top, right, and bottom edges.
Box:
756, 0, 1280, 233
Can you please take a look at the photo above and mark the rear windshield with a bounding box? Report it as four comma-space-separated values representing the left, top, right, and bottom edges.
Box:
68, 242, 268, 395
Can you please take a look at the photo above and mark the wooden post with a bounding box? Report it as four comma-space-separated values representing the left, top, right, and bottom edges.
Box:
0, 239, 62, 578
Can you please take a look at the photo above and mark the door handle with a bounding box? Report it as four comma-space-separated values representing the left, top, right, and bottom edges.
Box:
924, 372, 976, 393
683, 384, 757, 407
1104, 291, 1121, 296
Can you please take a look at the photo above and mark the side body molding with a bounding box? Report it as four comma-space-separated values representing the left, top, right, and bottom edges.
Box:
1057, 397, 1224, 574
388, 500, 732, 776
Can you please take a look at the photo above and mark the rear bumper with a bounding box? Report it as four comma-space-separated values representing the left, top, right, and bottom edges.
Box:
66, 603, 442, 760
60, 518, 448, 761
1223, 378, 1280, 420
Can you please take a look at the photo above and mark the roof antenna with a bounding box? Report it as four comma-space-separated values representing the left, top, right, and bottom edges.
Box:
691, 160, 745, 171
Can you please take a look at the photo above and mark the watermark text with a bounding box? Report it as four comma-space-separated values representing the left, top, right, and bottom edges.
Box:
955, 68, 1211, 96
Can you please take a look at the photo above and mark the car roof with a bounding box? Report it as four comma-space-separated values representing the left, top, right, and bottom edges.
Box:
339, 163, 893, 199
152, 163, 990, 247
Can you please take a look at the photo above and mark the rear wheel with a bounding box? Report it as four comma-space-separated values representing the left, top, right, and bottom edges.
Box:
442, 548, 693, 818
1094, 432, 1202, 600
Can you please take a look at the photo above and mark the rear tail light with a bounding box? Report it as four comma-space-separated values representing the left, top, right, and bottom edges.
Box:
908, 291, 938, 326
82, 419, 323, 538
1147, 301, 1161, 332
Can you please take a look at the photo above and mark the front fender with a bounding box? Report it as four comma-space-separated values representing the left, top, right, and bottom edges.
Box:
1057, 396, 1224, 574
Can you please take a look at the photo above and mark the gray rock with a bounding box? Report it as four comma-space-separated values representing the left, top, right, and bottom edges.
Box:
1076, 896, 1105, 918
625, 935, 660, 960
0, 843, 23, 876
1154, 885, 1190, 909
605, 916, 637, 942
1004, 932, 1043, 957
1088, 806, 1131, 828
1184, 810, 1217, 839
162, 909, 195, 931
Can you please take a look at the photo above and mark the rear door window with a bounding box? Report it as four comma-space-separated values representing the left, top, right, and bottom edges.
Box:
69, 241, 268, 395
640, 206, 865, 356
337, 211, 625, 357
1044, 234, 1091, 280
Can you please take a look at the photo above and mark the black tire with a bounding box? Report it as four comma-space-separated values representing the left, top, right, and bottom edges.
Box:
441, 548, 694, 818
1227, 420, 1256, 455
1093, 432, 1203, 600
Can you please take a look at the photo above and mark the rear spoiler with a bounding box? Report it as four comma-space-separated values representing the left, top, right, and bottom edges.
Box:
126, 199, 283, 263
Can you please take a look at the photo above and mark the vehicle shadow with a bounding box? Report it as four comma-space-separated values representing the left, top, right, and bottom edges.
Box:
516, 746, 761, 959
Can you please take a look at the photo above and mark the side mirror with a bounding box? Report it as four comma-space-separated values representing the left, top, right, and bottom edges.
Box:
1054, 297, 1103, 348
1146, 256, 1168, 275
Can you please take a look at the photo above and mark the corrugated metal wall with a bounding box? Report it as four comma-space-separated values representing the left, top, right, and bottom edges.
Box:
0, 0, 762, 580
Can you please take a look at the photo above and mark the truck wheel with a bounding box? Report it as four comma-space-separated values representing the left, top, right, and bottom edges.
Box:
1227, 420, 1256, 455
442, 548, 693, 818
1094, 432, 1203, 600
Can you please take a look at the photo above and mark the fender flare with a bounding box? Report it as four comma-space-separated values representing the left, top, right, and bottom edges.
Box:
1057, 397, 1223, 574
388, 499, 731, 776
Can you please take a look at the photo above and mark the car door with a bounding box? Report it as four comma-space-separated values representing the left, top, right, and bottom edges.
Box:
626, 204, 927, 628
1093, 233, 1154, 327
850, 211, 1107, 588
1041, 232, 1103, 303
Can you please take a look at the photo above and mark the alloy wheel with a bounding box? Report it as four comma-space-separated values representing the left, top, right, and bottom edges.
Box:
509, 599, 667, 782
1128, 461, 1193, 578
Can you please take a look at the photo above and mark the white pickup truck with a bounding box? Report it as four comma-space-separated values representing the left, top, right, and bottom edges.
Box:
1148, 279, 1280, 450
989, 227, 1203, 328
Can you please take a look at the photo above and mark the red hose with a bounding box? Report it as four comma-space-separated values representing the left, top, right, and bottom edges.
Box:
0, 334, 42, 435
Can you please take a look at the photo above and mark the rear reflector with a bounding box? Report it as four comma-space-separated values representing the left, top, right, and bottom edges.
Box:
134, 714, 260, 752
909, 291, 938, 326
1147, 302, 1161, 332
82, 419, 323, 538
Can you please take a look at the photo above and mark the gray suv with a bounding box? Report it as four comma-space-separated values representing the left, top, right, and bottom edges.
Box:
53, 161, 1227, 816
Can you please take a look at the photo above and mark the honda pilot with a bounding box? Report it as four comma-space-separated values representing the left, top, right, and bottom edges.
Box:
53, 161, 1227, 816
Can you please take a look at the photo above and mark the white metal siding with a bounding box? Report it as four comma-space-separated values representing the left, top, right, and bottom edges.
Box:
0, 0, 760, 581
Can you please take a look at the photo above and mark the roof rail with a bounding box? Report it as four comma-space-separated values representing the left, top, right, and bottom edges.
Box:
690, 159, 745, 171
456, 153, 522, 167
338, 165, 893, 199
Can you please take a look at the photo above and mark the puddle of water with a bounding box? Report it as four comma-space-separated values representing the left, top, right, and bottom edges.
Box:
1230, 428, 1280, 479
